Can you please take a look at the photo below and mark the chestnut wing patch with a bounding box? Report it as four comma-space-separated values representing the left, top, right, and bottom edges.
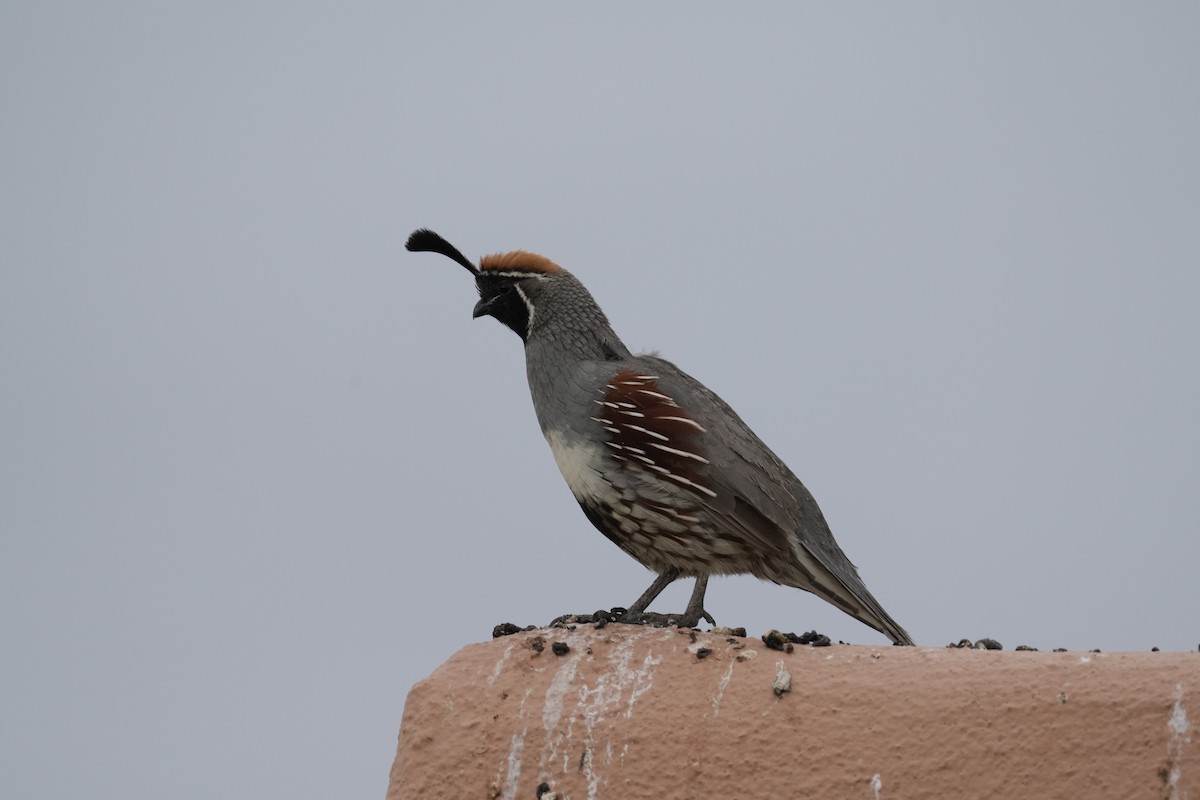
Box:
590, 371, 716, 499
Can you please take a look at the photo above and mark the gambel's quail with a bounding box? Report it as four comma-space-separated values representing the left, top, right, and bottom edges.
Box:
407, 229, 913, 645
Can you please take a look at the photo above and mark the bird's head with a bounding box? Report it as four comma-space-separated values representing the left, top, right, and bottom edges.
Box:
405, 228, 563, 343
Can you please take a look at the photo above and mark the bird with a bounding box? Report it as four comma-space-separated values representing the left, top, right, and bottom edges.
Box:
407, 228, 913, 645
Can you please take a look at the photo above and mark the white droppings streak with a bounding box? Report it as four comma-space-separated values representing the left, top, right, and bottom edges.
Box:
501, 729, 526, 800
543, 656, 580, 732
576, 631, 669, 800
1166, 683, 1190, 800
494, 688, 533, 799
625, 651, 662, 718
711, 657, 737, 717
488, 642, 516, 686
540, 645, 583, 767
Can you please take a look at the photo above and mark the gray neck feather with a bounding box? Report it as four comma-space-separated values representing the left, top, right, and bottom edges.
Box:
526, 274, 631, 363
523, 273, 633, 433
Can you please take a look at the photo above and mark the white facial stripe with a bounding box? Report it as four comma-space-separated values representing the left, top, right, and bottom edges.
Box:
488, 270, 550, 280
513, 284, 535, 332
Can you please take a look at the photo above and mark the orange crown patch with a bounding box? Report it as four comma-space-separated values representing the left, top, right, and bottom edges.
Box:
479, 250, 562, 275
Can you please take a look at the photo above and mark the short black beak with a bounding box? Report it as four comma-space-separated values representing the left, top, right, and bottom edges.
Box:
472, 296, 495, 319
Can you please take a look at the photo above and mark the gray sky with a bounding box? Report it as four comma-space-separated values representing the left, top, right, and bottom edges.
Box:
3, 3, 1198, 798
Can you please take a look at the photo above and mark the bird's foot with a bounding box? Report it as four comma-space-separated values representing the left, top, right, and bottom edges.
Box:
546, 607, 715, 629
617, 608, 715, 629
548, 609, 622, 628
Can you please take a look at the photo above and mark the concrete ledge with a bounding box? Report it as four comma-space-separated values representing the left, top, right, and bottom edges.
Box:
388, 625, 1197, 799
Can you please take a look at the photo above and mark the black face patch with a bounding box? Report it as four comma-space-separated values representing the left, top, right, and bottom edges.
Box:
473, 275, 531, 341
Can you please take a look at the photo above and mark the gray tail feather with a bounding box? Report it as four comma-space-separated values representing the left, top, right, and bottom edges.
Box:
788, 549, 914, 645
853, 599, 914, 646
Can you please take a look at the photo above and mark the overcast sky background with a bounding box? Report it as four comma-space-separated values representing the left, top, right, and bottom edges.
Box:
3, 3, 1198, 799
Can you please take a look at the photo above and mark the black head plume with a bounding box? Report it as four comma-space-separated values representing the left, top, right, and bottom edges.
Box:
405, 228, 479, 276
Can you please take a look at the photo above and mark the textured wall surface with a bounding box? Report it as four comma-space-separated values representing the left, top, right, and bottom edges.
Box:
388, 626, 1197, 799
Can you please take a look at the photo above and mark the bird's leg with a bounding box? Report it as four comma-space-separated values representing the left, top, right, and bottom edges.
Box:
679, 575, 716, 627
618, 570, 715, 628
624, 567, 680, 615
